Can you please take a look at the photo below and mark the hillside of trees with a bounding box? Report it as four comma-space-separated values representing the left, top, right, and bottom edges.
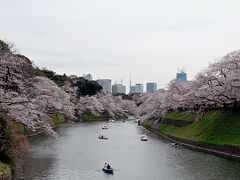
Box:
0, 40, 136, 137
135, 50, 240, 120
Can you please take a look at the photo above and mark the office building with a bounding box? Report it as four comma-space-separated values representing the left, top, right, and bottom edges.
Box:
129, 84, 144, 94
130, 86, 136, 94
112, 84, 126, 94
176, 70, 187, 81
96, 79, 112, 93
146, 82, 157, 93
135, 84, 144, 93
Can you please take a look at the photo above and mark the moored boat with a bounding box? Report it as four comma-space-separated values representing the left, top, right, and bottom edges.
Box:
170, 142, 180, 147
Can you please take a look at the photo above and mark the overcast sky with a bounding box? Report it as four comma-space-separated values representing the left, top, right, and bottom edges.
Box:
1, 0, 240, 91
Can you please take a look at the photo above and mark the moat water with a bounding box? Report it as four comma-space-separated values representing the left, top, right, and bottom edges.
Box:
14, 121, 240, 180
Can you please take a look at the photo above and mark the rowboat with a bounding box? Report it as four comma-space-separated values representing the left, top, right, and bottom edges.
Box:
102, 168, 114, 174
141, 133, 148, 141
98, 135, 109, 140
102, 125, 108, 129
108, 119, 115, 123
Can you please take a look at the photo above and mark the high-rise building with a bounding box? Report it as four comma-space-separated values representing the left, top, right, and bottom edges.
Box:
96, 79, 112, 93
83, 74, 93, 81
146, 82, 157, 93
135, 84, 144, 93
112, 84, 126, 94
176, 70, 187, 81
129, 84, 144, 94
130, 86, 136, 94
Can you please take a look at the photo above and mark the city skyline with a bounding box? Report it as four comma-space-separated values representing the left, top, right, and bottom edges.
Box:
81, 71, 187, 93
95, 76, 159, 94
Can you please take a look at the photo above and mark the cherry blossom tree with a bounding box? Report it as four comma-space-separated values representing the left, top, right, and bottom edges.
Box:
135, 50, 240, 119
0, 52, 75, 136
3, 39, 240, 136
76, 93, 136, 119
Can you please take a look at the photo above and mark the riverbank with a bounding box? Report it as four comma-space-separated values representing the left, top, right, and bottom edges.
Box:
142, 110, 240, 160
79, 111, 127, 122
0, 112, 68, 179
12, 112, 75, 137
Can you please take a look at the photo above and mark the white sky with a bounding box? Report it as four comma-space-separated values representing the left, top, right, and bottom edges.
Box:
1, 0, 240, 92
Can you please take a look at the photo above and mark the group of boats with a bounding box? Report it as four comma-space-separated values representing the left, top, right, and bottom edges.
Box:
98, 119, 116, 140
98, 120, 115, 174
99, 117, 148, 141
99, 116, 182, 174
100, 117, 148, 174
98, 124, 109, 140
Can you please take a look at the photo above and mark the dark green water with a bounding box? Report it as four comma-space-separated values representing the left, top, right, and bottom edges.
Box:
14, 121, 240, 180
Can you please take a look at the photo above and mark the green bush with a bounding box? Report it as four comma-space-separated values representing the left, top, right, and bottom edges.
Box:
50, 112, 65, 126
75, 78, 102, 96
35, 68, 68, 86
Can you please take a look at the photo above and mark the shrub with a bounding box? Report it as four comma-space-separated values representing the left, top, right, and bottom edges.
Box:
75, 78, 102, 96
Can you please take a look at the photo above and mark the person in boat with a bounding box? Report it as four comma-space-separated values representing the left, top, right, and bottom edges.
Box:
99, 135, 104, 139
107, 164, 111, 169
104, 163, 107, 168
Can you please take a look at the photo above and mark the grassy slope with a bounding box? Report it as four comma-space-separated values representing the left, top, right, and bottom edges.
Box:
0, 161, 10, 176
146, 110, 240, 146
163, 111, 197, 121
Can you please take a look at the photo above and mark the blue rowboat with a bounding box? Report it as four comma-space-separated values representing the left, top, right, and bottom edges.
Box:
102, 168, 114, 174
